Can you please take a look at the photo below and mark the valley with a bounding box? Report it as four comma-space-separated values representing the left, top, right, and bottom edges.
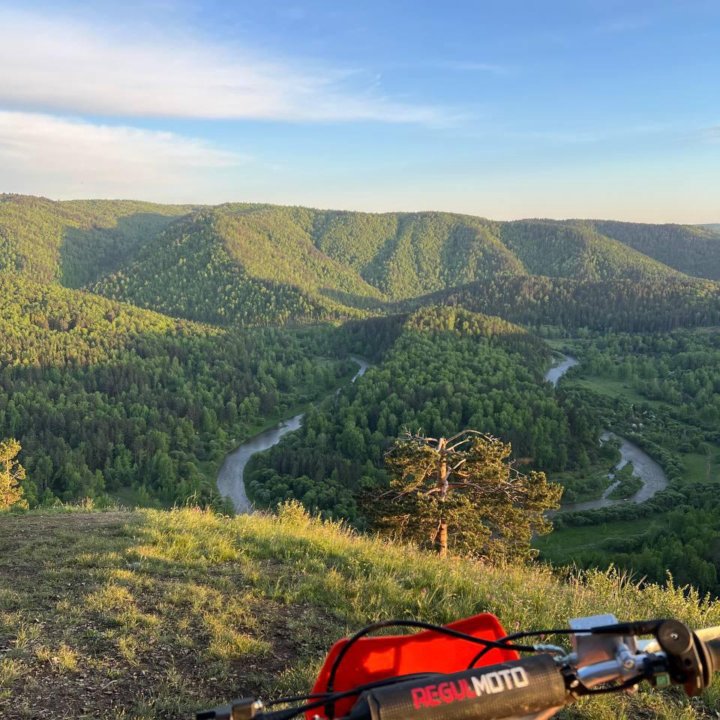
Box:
1, 194, 719, 589
217, 357, 370, 513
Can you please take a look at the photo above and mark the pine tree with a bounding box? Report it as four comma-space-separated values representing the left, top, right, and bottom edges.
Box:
371, 430, 561, 561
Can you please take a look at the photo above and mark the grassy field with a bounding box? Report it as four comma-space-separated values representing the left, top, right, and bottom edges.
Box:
0, 506, 719, 719
564, 374, 667, 409
534, 519, 656, 565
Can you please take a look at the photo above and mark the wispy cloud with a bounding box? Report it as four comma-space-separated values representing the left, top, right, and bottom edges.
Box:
0, 9, 456, 126
702, 126, 720, 142
0, 111, 245, 201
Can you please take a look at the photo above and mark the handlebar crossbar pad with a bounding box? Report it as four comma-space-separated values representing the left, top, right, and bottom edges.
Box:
363, 655, 568, 720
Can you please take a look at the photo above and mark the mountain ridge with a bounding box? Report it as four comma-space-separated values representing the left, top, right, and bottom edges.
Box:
2, 194, 720, 328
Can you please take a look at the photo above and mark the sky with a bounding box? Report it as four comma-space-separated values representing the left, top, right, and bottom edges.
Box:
0, 0, 719, 222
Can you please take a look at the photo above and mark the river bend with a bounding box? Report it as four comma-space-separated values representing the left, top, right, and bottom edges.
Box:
544, 353, 668, 512
216, 357, 370, 514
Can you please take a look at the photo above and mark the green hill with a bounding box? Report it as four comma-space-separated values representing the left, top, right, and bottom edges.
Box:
0, 194, 193, 287
4, 195, 720, 328
1, 506, 718, 720
498, 220, 684, 282
313, 211, 525, 299
422, 275, 720, 332
586, 220, 720, 281
90, 208, 374, 326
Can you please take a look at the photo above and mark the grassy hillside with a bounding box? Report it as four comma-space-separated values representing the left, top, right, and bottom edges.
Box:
0, 506, 718, 719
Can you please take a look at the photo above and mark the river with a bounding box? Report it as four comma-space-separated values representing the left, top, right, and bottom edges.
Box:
544, 353, 668, 512
216, 356, 370, 514
545, 354, 579, 387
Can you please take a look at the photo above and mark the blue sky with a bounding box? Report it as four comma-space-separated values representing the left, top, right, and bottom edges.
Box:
0, 0, 718, 221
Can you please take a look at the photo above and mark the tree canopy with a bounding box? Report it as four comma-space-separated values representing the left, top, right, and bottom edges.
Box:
371, 430, 561, 561
0, 438, 27, 510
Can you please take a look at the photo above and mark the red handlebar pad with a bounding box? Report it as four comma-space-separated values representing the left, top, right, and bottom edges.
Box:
308, 613, 519, 720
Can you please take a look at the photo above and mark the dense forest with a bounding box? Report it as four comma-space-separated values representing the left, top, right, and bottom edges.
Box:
2, 194, 720, 593
245, 307, 600, 521
3, 195, 719, 329
0, 274, 351, 507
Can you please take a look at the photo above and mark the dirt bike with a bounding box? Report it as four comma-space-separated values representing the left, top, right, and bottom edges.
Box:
196, 612, 720, 720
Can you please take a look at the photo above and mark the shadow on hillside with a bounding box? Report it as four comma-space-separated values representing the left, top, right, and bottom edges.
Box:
317, 287, 389, 311
60, 213, 182, 288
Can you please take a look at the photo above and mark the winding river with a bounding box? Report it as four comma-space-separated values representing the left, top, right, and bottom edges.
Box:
216, 356, 370, 514
218, 351, 667, 515
544, 353, 668, 512
545, 354, 579, 387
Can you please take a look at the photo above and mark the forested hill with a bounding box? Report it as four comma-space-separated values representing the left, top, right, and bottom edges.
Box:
586, 220, 720, 281
3, 194, 720, 327
90, 209, 377, 326
0, 194, 194, 287
417, 275, 720, 332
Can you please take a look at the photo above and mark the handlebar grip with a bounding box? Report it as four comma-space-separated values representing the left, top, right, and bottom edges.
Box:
361, 655, 569, 720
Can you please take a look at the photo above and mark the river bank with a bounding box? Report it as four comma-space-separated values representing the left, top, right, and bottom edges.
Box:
544, 352, 668, 512
216, 357, 370, 513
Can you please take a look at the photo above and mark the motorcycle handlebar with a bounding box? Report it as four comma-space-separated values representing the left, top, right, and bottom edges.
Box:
351, 655, 568, 720
196, 622, 720, 720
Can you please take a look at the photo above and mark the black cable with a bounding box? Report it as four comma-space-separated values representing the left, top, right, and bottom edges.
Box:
467, 628, 578, 669
264, 693, 329, 707
264, 673, 437, 720
264, 673, 434, 708
466, 622, 663, 670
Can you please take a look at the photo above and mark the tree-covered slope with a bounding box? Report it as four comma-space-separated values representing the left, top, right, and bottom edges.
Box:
587, 220, 720, 281
91, 209, 375, 326
313, 211, 525, 299
0, 273, 351, 506
4, 195, 720, 330
422, 275, 720, 332
0, 194, 193, 287
497, 220, 685, 282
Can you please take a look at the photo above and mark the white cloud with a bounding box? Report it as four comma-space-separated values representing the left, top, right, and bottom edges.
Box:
0, 111, 245, 201
0, 9, 454, 126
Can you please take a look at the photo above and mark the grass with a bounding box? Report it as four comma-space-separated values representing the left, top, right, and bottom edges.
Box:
565, 374, 668, 409
534, 519, 656, 565
682, 450, 720, 485
0, 506, 719, 718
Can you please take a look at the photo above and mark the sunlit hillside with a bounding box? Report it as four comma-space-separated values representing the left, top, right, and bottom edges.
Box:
1, 506, 719, 720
